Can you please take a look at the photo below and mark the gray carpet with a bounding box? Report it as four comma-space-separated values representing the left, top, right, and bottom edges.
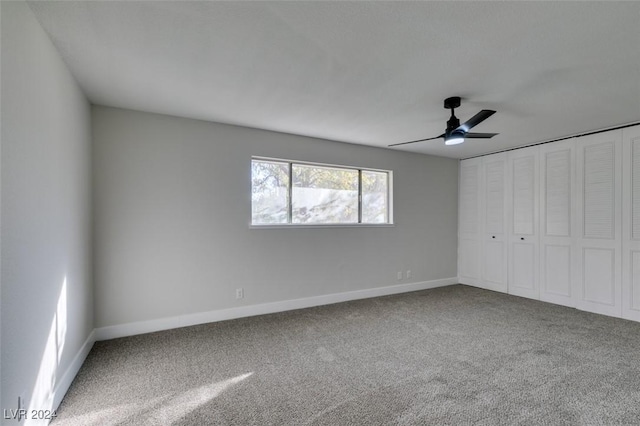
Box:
53, 285, 640, 425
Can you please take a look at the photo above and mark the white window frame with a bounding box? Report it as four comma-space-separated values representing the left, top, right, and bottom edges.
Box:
250, 156, 394, 228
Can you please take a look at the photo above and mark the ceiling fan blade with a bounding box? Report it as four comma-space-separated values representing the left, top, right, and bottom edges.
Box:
465, 132, 499, 139
457, 110, 496, 133
388, 134, 444, 147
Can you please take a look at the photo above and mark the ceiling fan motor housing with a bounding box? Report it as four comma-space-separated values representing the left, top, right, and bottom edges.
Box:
446, 116, 460, 134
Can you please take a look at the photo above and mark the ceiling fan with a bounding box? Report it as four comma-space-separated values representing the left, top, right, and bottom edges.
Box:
389, 97, 498, 147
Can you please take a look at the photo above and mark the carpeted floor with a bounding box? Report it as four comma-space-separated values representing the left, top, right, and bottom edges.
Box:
52, 285, 640, 425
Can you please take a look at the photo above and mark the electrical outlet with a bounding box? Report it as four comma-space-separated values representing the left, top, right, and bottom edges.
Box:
406, 270, 412, 279
397, 271, 402, 281
236, 288, 244, 299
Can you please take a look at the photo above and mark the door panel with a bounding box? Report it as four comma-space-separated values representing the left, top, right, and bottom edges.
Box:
512, 243, 535, 290
459, 161, 480, 235
512, 156, 536, 236
544, 149, 572, 237
540, 140, 576, 307
575, 130, 622, 317
622, 125, 640, 320
508, 146, 539, 299
583, 248, 615, 305
481, 153, 507, 292
583, 143, 615, 239
484, 240, 504, 285
458, 158, 482, 286
459, 238, 480, 281
631, 251, 640, 311
544, 244, 572, 297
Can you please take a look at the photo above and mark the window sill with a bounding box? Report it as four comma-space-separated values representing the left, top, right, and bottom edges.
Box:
249, 223, 395, 229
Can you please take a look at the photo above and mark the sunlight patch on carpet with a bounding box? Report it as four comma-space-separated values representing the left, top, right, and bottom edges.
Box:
57, 372, 254, 425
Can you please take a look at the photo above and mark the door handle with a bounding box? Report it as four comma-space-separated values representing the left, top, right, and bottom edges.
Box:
492, 236, 496, 239
520, 237, 525, 241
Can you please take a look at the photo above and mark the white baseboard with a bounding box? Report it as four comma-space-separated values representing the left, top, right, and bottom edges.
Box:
95, 278, 457, 341
52, 329, 95, 411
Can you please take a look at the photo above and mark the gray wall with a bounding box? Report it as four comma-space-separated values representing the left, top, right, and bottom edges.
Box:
93, 106, 458, 328
1, 0, 92, 416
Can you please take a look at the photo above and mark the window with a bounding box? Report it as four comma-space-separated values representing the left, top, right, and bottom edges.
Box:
251, 158, 392, 226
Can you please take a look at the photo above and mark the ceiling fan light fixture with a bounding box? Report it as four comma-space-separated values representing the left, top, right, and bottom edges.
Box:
445, 131, 465, 145
388, 97, 497, 148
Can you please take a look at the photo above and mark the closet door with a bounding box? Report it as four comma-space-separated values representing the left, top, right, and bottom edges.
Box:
481, 153, 508, 292
622, 125, 640, 321
458, 157, 482, 287
508, 146, 540, 299
575, 130, 622, 317
539, 140, 576, 307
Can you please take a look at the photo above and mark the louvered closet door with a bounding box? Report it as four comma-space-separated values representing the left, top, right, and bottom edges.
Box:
508, 146, 540, 299
575, 130, 622, 317
622, 125, 640, 321
539, 140, 576, 307
458, 157, 482, 287
481, 153, 507, 292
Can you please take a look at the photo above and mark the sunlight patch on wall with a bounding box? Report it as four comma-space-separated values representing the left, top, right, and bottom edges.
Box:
25, 277, 68, 425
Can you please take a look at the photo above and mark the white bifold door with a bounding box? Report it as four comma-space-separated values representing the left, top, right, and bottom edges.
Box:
508, 146, 539, 299
481, 153, 508, 292
458, 124, 640, 323
458, 157, 482, 287
458, 154, 507, 292
575, 130, 622, 317
622, 125, 640, 321
539, 140, 576, 307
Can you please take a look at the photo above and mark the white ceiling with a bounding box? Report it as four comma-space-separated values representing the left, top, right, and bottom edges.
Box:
29, 1, 640, 159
